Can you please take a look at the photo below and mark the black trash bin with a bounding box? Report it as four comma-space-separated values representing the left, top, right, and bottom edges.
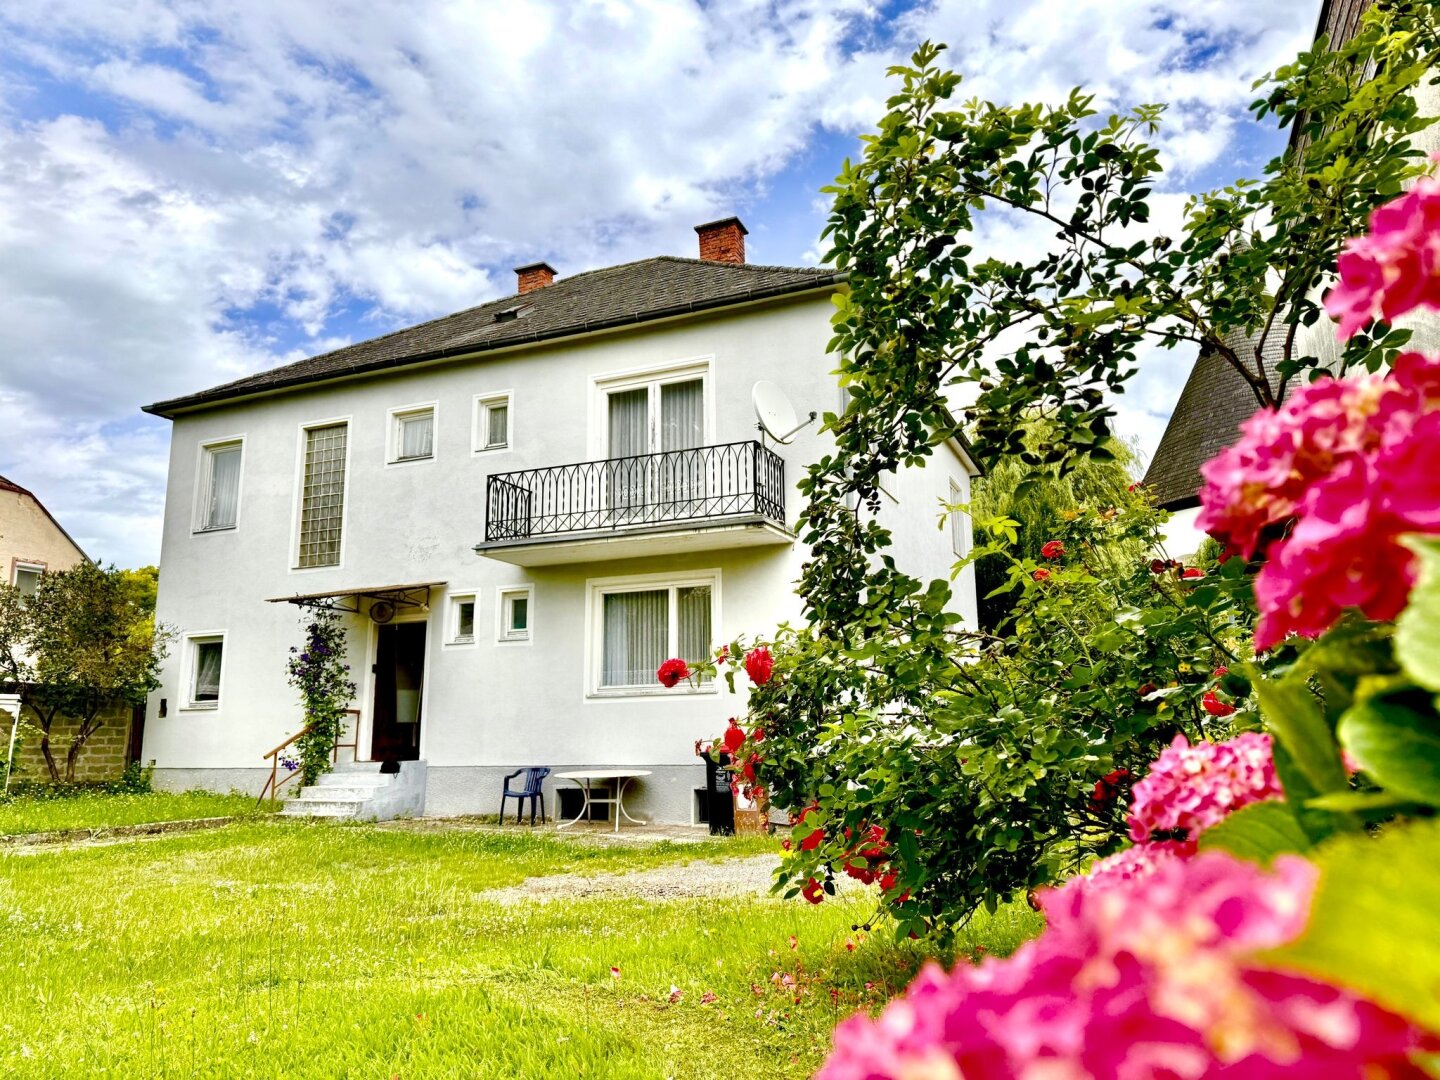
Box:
705, 751, 735, 836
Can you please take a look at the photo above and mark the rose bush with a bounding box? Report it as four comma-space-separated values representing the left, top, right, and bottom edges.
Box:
665, 493, 1263, 934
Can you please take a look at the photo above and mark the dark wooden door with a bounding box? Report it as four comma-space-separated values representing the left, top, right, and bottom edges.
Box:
370, 622, 425, 761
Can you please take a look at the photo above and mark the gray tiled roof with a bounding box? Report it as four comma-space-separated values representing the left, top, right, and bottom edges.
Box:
144, 256, 843, 417
1141, 337, 1275, 510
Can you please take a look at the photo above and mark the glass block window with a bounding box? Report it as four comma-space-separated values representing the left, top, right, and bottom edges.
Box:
298, 423, 348, 568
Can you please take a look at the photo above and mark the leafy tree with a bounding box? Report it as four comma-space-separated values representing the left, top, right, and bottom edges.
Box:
708, 494, 1261, 936
968, 429, 1143, 631
20, 563, 170, 782
805, 4, 1439, 640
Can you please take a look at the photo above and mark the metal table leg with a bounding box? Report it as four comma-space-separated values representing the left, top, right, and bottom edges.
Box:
557, 777, 591, 829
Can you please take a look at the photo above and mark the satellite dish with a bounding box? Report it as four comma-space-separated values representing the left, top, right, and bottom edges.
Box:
752, 381, 814, 445
369, 600, 396, 625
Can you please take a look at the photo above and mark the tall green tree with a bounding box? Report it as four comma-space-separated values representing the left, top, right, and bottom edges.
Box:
805, 2, 1439, 638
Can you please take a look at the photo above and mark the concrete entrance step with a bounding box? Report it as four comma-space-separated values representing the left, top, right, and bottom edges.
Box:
280, 760, 427, 822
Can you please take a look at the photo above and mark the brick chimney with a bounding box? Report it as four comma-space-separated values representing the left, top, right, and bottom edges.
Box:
515, 261, 556, 294
694, 217, 747, 264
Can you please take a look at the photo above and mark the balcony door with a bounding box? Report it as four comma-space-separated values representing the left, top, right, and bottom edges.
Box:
607, 376, 705, 524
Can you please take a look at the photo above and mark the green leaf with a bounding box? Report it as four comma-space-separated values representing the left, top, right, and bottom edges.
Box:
1305, 790, 1415, 813
1199, 801, 1312, 864
1248, 667, 1348, 795
1396, 538, 1440, 692
1265, 818, 1440, 1033
1337, 691, 1440, 806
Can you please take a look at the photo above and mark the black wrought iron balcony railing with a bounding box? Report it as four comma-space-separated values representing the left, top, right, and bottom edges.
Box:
484, 441, 786, 543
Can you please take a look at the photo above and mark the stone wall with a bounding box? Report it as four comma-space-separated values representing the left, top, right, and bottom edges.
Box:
5, 700, 137, 783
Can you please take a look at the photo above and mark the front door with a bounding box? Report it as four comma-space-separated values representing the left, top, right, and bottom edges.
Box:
370, 622, 425, 761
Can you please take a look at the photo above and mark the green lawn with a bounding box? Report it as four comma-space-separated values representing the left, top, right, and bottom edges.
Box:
0, 820, 1040, 1078
0, 789, 263, 836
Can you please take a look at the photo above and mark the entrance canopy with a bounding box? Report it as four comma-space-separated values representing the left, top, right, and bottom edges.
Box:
265, 582, 444, 614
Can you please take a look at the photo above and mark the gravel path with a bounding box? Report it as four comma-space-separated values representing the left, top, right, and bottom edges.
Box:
485, 853, 782, 904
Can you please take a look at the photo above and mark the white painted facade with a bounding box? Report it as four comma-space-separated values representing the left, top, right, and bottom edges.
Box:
145, 288, 979, 823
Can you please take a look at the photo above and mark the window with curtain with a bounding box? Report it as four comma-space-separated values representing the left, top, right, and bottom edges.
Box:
298, 423, 347, 567
393, 408, 434, 461
199, 442, 242, 530
191, 637, 223, 705
605, 374, 706, 523
475, 393, 511, 451
597, 578, 713, 690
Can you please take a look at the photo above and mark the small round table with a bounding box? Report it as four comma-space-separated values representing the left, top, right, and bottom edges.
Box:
553, 769, 652, 832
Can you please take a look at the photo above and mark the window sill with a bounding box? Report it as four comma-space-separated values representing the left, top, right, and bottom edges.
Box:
445, 637, 477, 648
180, 702, 220, 712
587, 684, 716, 700
193, 525, 237, 535
386, 455, 435, 467
472, 445, 512, 456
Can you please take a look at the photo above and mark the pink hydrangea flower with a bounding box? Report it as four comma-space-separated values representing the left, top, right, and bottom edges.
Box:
818, 853, 1435, 1079
1057, 839, 1197, 898
1197, 353, 1440, 648
1324, 173, 1440, 340
1127, 733, 1283, 844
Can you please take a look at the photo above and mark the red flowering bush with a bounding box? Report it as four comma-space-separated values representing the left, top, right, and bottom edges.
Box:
1040, 539, 1065, 559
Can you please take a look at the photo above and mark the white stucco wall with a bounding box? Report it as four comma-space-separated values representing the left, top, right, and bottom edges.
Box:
145, 290, 979, 819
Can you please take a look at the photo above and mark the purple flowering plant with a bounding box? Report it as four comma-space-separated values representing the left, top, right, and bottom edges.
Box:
285, 603, 356, 785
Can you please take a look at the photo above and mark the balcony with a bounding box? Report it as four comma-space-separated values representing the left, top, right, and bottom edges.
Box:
474, 441, 793, 566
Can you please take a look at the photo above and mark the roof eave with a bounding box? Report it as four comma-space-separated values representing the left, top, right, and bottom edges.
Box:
143, 271, 849, 419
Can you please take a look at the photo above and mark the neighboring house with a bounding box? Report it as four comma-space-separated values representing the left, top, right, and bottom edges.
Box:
0, 475, 88, 597
141, 218, 981, 823
0, 477, 136, 783
1145, 0, 1440, 555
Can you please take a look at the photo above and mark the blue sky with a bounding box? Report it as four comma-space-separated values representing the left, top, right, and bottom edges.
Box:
0, 0, 1313, 568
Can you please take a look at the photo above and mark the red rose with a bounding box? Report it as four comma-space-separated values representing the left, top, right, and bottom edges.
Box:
722, 720, 746, 754
1032, 568, 1051, 581
744, 646, 774, 685
797, 804, 823, 851
1202, 690, 1237, 718
801, 877, 825, 905
1137, 682, 1158, 698
656, 658, 691, 688
1213, 666, 1229, 679
1041, 540, 1066, 559
715, 644, 729, 666
1149, 558, 1167, 574
1182, 567, 1204, 579
751, 727, 765, 743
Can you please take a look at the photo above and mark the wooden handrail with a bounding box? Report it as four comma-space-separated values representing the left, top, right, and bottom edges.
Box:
261, 722, 317, 761
257, 708, 362, 809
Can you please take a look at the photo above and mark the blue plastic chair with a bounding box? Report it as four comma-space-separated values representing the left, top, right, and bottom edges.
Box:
501, 767, 551, 825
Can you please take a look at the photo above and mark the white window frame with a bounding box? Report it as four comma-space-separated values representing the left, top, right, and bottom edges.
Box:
496, 585, 534, 645
949, 478, 970, 558
447, 591, 478, 647
182, 631, 226, 711
587, 358, 713, 459
473, 391, 513, 454
11, 560, 44, 599
585, 569, 720, 698
290, 416, 352, 573
387, 402, 438, 466
193, 436, 245, 533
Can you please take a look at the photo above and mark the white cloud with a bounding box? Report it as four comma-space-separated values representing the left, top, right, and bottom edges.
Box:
0, 0, 1316, 564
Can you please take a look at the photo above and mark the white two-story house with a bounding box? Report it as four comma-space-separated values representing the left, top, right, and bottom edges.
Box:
141, 218, 980, 824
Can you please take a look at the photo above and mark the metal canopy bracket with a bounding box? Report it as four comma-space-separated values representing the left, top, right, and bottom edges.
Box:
265, 582, 444, 613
